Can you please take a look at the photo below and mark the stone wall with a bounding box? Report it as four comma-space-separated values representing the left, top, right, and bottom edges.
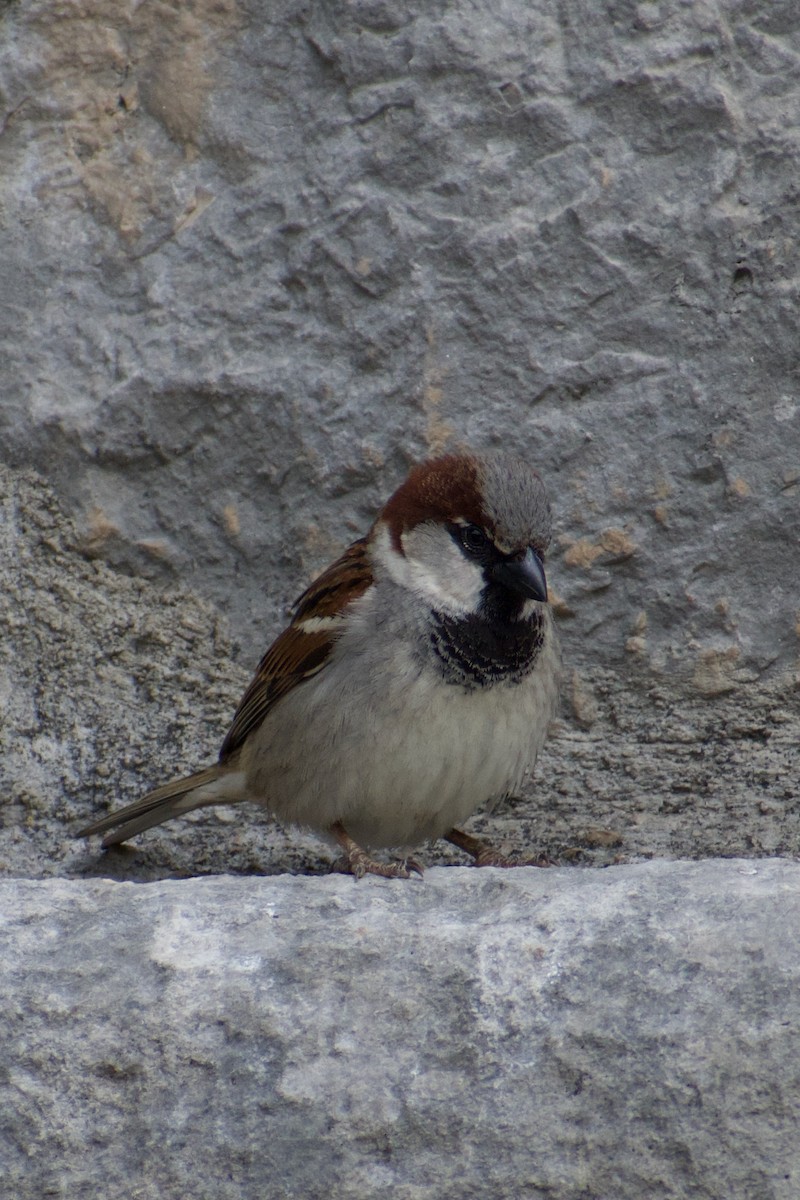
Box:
1, 0, 797, 681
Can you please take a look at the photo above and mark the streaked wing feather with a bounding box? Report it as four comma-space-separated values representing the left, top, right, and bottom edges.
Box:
218, 626, 332, 760
219, 538, 372, 760
291, 537, 372, 621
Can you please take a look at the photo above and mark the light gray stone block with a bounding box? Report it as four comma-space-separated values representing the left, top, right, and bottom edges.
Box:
3, 860, 800, 1200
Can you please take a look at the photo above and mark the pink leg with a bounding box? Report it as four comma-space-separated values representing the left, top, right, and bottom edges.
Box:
330, 822, 424, 880
445, 827, 552, 868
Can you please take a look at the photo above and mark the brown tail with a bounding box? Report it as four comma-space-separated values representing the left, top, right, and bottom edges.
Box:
77, 765, 247, 848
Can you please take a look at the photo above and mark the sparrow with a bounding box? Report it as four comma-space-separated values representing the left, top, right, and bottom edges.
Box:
78, 451, 561, 878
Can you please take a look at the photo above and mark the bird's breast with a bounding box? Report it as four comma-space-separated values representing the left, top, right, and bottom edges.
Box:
240, 604, 560, 849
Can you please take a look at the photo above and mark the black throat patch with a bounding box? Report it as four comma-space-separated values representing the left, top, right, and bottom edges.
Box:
427, 601, 545, 689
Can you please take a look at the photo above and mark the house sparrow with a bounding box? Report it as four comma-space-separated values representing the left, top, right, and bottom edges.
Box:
78, 451, 560, 878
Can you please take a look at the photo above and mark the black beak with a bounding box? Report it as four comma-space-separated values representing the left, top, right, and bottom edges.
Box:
490, 547, 548, 602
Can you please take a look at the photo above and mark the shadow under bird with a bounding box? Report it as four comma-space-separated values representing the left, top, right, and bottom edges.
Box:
78, 450, 560, 878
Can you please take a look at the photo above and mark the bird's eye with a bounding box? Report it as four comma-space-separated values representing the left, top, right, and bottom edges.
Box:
460, 524, 489, 555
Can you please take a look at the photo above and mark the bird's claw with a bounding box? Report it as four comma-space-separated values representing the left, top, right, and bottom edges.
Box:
470, 847, 553, 869
445, 827, 552, 869
332, 851, 424, 880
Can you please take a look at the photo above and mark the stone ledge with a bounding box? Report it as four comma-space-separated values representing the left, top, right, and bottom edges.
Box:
3, 860, 800, 1199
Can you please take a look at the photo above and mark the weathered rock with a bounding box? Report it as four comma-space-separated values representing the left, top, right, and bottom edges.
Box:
1, 0, 797, 874
4, 861, 800, 1200
0, 0, 799, 681
1, 465, 797, 883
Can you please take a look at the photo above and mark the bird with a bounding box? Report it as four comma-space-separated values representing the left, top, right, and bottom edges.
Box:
78, 450, 561, 878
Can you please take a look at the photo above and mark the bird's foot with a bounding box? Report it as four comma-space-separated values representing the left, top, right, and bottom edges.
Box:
444, 827, 553, 869
330, 822, 424, 880
332, 854, 424, 879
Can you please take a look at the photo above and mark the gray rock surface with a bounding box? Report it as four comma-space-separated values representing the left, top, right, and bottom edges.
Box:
0, 0, 797, 873
4, 860, 800, 1200
1, 0, 799, 681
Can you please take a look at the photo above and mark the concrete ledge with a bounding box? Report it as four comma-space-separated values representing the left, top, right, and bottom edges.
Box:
3, 860, 800, 1199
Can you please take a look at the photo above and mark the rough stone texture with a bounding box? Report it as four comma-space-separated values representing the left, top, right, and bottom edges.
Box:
1, 464, 797, 882
0, 0, 799, 680
4, 861, 800, 1200
0, 1, 798, 872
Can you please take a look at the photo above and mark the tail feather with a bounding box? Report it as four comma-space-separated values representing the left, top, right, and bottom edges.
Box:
77, 765, 247, 848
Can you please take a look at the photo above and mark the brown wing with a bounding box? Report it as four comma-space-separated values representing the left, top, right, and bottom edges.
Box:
218, 538, 372, 761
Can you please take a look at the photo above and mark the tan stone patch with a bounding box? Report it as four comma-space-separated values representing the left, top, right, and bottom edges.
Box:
570, 669, 599, 727
562, 527, 636, 567
422, 325, 455, 455
222, 504, 240, 538
78, 507, 119, 556
691, 646, 742, 696
27, 0, 239, 240
598, 528, 636, 558
563, 538, 605, 568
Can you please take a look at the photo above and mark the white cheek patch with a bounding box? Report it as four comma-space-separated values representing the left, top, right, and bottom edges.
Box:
373, 522, 484, 616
